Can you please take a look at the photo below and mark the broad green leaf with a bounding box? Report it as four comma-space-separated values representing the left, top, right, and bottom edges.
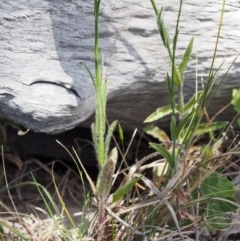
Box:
144, 125, 170, 143
173, 65, 182, 87
178, 37, 194, 79
198, 172, 237, 232
192, 122, 227, 136
231, 89, 240, 113
112, 175, 142, 204
149, 142, 174, 169
184, 91, 203, 113
144, 105, 179, 123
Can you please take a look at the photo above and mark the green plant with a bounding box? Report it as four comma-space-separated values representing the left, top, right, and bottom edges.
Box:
83, 1, 119, 240
142, 0, 238, 236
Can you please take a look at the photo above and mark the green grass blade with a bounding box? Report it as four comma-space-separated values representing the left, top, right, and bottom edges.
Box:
175, 111, 194, 139
192, 122, 228, 136
112, 175, 142, 204
149, 142, 174, 169
173, 64, 182, 87
82, 62, 96, 88
0, 221, 30, 241
118, 123, 124, 143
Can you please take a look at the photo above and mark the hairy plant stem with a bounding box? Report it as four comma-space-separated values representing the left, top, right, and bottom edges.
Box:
94, 0, 106, 167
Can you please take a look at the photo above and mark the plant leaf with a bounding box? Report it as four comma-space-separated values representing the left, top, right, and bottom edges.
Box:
112, 175, 142, 204
144, 105, 179, 123
105, 120, 118, 163
144, 125, 170, 144
157, 8, 170, 48
118, 123, 124, 143
97, 147, 118, 199
149, 142, 174, 169
198, 172, 237, 232
173, 65, 182, 87
175, 111, 195, 139
192, 122, 227, 136
178, 37, 194, 79
82, 62, 96, 88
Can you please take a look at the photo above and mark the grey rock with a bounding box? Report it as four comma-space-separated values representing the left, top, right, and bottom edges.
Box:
0, 0, 239, 133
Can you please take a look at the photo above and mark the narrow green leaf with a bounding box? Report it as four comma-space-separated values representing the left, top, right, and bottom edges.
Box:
175, 111, 195, 139
157, 8, 170, 48
149, 142, 174, 168
82, 62, 96, 88
178, 37, 194, 79
144, 105, 179, 123
192, 122, 227, 136
112, 175, 142, 204
0, 221, 30, 241
105, 120, 118, 162
118, 123, 124, 143
173, 65, 182, 87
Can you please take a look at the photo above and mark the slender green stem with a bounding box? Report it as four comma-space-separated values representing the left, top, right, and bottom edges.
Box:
171, 0, 183, 171
93, 0, 106, 166
150, 0, 158, 15
94, 0, 100, 87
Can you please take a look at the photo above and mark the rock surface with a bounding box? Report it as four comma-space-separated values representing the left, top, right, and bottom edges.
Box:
0, 0, 240, 134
